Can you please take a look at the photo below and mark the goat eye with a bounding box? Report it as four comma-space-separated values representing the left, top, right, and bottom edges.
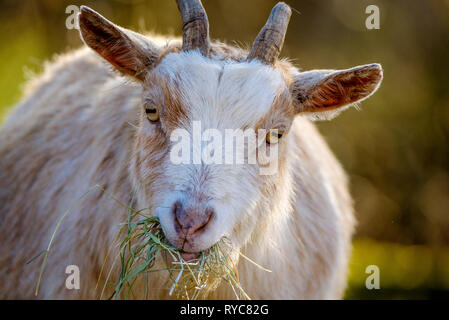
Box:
145, 106, 159, 122
266, 130, 284, 144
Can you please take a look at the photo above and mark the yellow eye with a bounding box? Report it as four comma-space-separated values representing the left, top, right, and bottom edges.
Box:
145, 106, 159, 122
266, 130, 284, 144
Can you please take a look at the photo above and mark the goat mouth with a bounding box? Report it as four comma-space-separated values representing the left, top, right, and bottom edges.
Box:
178, 247, 214, 262
180, 251, 200, 261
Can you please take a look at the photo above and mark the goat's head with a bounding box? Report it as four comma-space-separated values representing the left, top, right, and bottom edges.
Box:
78, 1, 382, 257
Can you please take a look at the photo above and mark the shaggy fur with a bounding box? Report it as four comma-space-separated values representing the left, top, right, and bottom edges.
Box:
0, 6, 382, 300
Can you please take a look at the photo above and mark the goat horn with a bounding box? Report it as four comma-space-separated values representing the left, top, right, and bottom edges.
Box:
176, 0, 210, 56
248, 2, 292, 65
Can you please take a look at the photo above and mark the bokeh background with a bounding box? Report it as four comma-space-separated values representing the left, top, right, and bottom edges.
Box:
1, 0, 448, 299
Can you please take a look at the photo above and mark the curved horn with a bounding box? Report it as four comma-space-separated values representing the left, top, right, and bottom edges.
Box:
248, 2, 292, 65
176, 0, 210, 56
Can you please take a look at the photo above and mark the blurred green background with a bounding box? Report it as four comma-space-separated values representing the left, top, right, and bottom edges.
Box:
1, 0, 448, 299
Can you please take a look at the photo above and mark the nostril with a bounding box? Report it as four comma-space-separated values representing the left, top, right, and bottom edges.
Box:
173, 201, 184, 234
173, 201, 183, 217
190, 207, 214, 234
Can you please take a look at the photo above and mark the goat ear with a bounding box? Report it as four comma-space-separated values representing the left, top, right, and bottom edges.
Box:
78, 6, 159, 81
290, 64, 383, 120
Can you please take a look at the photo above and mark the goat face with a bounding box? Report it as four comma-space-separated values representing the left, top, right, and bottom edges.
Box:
78, 2, 383, 256
134, 51, 293, 254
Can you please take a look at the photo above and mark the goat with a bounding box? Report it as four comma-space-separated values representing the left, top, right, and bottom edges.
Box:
0, 1, 382, 299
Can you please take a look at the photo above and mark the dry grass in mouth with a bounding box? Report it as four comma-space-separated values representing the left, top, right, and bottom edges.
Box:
102, 208, 250, 300
32, 185, 270, 300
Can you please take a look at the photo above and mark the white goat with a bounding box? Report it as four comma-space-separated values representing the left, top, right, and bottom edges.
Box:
0, 1, 382, 299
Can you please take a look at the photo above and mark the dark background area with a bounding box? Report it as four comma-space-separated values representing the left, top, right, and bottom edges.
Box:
1, 0, 448, 299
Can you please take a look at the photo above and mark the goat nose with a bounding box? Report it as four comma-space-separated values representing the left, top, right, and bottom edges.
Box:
173, 201, 214, 235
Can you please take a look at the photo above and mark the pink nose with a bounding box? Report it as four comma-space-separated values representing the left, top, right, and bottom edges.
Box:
173, 201, 214, 236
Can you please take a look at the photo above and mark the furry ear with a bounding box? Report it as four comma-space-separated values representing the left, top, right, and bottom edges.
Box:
290, 64, 383, 120
78, 6, 159, 81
